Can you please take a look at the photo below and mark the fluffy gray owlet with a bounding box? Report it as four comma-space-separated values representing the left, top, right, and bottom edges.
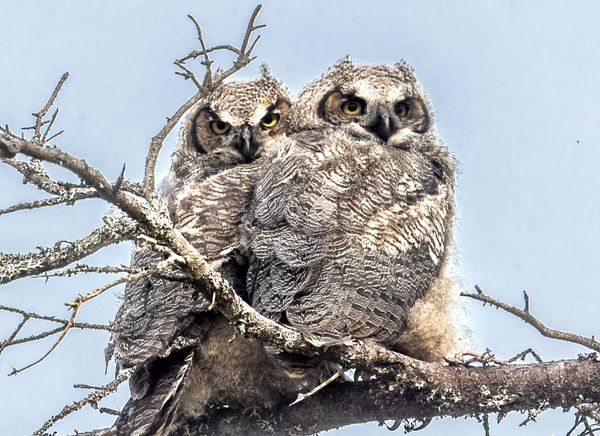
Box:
109, 70, 303, 436
244, 58, 459, 362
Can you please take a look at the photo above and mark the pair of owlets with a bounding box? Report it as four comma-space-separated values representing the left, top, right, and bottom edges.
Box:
109, 58, 460, 435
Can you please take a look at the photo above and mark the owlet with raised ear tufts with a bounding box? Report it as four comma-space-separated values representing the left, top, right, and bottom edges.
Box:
109, 69, 307, 436
245, 58, 460, 362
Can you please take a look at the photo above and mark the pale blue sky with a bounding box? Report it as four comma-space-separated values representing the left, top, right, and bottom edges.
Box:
1, 1, 600, 434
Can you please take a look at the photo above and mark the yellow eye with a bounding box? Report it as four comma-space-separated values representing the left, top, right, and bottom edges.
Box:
341, 98, 365, 116
260, 113, 280, 128
209, 120, 231, 135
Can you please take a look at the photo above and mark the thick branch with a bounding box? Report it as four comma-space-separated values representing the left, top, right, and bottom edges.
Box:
179, 356, 600, 435
1, 157, 77, 194
0, 213, 138, 285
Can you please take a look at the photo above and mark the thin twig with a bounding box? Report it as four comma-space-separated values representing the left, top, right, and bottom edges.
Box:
174, 66, 202, 90
289, 369, 344, 406
507, 348, 543, 363
2, 326, 64, 349
8, 306, 81, 376
178, 44, 241, 62
188, 14, 213, 86
0, 304, 110, 330
483, 413, 491, 436
41, 108, 59, 143
519, 400, 549, 426
67, 267, 163, 309
143, 4, 265, 191
44, 129, 64, 143
0, 188, 96, 216
0, 315, 29, 356
462, 285, 600, 353
31, 72, 69, 142
33, 264, 143, 279
33, 367, 135, 435
7, 268, 161, 376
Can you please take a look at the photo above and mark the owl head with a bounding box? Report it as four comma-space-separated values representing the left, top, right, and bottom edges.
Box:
290, 57, 434, 149
181, 67, 291, 162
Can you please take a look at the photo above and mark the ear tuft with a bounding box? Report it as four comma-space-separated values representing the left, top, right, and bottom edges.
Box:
394, 59, 417, 78
333, 55, 354, 70
259, 64, 274, 78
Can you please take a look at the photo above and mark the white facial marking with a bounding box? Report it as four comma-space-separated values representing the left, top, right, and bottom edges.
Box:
250, 102, 271, 125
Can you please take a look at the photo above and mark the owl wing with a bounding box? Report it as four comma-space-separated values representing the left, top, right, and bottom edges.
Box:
112, 155, 262, 370
111, 155, 272, 433
247, 131, 455, 348
109, 248, 207, 370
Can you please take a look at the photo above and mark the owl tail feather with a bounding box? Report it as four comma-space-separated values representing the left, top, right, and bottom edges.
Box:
112, 349, 195, 436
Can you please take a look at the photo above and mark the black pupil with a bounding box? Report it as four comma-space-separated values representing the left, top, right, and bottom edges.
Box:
397, 102, 409, 116
347, 101, 358, 111
263, 115, 273, 124
216, 121, 226, 130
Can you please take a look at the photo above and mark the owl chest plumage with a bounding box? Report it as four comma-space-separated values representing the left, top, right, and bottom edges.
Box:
169, 156, 260, 262
247, 131, 454, 348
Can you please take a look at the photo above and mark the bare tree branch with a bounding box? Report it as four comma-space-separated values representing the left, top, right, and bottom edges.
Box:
177, 355, 600, 435
142, 92, 204, 193
33, 264, 143, 279
41, 108, 60, 143
0, 188, 97, 216
7, 267, 166, 376
507, 347, 543, 364
144, 4, 265, 192
187, 14, 213, 86
0, 315, 28, 356
0, 305, 110, 330
0, 212, 138, 285
462, 285, 600, 353
0, 156, 78, 193
0, 304, 110, 357
26, 72, 69, 143
33, 366, 134, 436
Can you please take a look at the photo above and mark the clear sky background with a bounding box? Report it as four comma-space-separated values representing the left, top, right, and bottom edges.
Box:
1, 1, 599, 435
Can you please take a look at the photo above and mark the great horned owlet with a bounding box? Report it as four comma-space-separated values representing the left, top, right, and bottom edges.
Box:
244, 58, 459, 362
109, 69, 305, 436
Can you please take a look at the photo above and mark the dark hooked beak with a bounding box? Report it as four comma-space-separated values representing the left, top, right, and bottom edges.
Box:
236, 124, 259, 162
367, 106, 393, 142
